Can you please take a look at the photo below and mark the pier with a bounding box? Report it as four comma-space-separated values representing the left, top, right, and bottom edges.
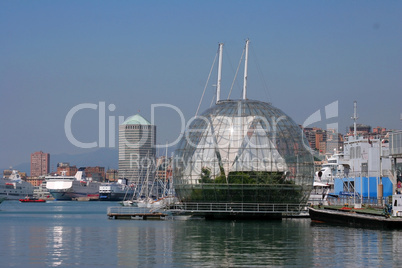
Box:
107, 202, 308, 220
107, 206, 168, 220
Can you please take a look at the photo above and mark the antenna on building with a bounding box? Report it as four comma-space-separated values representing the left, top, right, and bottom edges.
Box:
216, 43, 223, 104
351, 101, 358, 138
242, 39, 249, 100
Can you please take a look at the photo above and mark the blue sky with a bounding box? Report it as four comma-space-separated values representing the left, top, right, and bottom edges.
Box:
1, 1, 401, 168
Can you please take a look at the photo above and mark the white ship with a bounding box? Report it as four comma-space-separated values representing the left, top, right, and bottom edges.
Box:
45, 169, 100, 200
99, 179, 134, 201
310, 101, 399, 204
0, 170, 34, 200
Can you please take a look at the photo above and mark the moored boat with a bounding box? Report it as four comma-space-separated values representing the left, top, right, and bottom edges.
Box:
19, 197, 46, 203
45, 169, 100, 201
0, 170, 34, 200
136, 196, 179, 209
99, 179, 134, 201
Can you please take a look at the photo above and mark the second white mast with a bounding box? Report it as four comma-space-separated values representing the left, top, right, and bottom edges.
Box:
216, 43, 223, 103
242, 39, 249, 100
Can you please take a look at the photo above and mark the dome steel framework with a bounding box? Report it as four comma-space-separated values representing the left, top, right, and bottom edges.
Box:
173, 99, 314, 205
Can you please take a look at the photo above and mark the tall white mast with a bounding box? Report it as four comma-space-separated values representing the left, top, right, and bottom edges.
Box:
351, 100, 358, 138
216, 43, 223, 103
242, 39, 249, 100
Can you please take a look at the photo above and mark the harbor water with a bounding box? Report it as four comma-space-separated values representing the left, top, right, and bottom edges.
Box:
1, 201, 402, 267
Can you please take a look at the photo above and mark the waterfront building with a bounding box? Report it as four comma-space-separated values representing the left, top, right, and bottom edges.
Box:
56, 163, 78, 176
56, 163, 105, 181
302, 127, 343, 155
26, 176, 44, 187
84, 166, 105, 182
347, 123, 371, 137
118, 114, 156, 185
30, 151, 50, 177
302, 127, 319, 151
373, 126, 387, 136
106, 169, 119, 182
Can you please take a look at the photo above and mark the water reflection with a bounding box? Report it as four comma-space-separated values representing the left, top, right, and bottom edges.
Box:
171, 219, 314, 267
310, 223, 402, 267
1, 201, 402, 267
113, 219, 402, 267
113, 219, 315, 267
116, 221, 176, 267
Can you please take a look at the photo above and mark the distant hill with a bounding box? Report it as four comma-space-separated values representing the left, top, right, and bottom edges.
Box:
3, 148, 118, 174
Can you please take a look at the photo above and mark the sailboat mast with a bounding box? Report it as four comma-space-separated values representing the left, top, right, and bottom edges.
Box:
242, 39, 249, 100
164, 141, 168, 197
216, 43, 223, 103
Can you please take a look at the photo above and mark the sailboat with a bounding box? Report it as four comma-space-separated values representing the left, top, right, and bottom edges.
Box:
137, 147, 179, 209
120, 151, 154, 207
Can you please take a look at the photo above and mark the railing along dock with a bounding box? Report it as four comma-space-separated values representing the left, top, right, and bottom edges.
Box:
107, 202, 308, 220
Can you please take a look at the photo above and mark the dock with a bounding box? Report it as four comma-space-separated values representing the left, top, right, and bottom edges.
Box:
167, 202, 308, 219
107, 202, 309, 220
107, 206, 169, 220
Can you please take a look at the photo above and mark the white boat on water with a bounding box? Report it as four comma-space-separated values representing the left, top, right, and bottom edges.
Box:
99, 179, 134, 201
0, 170, 34, 200
45, 169, 100, 200
309, 152, 349, 205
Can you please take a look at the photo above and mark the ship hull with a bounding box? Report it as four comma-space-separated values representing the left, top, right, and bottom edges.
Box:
47, 180, 100, 201
99, 183, 134, 201
309, 207, 402, 229
99, 192, 128, 201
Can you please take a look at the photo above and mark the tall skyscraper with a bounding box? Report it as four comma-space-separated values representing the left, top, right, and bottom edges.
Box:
118, 114, 156, 185
30, 151, 50, 177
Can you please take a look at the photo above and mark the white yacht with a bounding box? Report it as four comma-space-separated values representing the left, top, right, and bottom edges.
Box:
0, 170, 34, 200
309, 144, 355, 205
45, 169, 100, 200
315, 153, 350, 184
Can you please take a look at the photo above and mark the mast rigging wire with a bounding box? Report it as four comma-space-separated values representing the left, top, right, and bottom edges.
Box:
195, 50, 218, 116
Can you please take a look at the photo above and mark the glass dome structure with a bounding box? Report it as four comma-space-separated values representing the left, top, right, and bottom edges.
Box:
173, 99, 314, 205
